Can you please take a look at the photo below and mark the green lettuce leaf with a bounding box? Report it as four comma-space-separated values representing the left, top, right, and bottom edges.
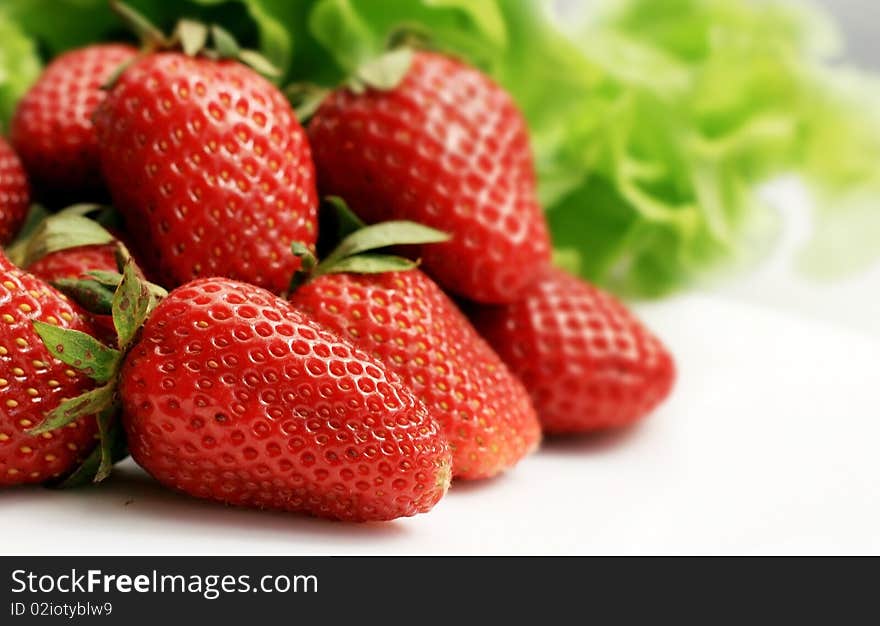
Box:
546, 0, 880, 294
0, 11, 41, 127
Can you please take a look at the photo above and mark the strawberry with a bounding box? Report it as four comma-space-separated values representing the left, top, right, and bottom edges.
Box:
27, 244, 119, 284
26, 245, 121, 345
288, 200, 540, 478
10, 44, 138, 205
0, 137, 30, 246
94, 50, 318, 294
469, 267, 676, 433
0, 251, 101, 486
13, 209, 136, 346
119, 277, 451, 521
306, 49, 551, 304
291, 269, 541, 479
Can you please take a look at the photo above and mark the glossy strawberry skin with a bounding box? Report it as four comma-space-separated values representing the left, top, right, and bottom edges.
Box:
469, 268, 676, 434
11, 44, 138, 205
27, 244, 119, 283
308, 51, 551, 304
0, 137, 30, 246
120, 278, 451, 521
27, 244, 121, 345
290, 270, 541, 479
94, 52, 318, 294
0, 253, 99, 486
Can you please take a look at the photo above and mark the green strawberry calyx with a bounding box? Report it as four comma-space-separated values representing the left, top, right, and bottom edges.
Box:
27, 220, 167, 487
104, 0, 281, 89
288, 47, 414, 122
11, 205, 117, 268
286, 82, 332, 123
347, 47, 414, 94
5, 204, 118, 268
287, 196, 450, 293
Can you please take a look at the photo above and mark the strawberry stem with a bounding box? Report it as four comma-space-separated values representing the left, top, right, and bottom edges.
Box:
109, 0, 168, 50
289, 242, 318, 292
106, 2, 281, 79
286, 197, 449, 293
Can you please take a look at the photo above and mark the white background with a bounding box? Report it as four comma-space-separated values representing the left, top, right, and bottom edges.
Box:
561, 0, 880, 71
790, 0, 879, 70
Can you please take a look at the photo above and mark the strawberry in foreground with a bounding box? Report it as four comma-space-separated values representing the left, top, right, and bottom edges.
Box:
123, 278, 450, 520
11, 44, 138, 205
289, 201, 541, 479
0, 137, 30, 246
0, 251, 104, 486
469, 267, 676, 434
93, 17, 318, 294
35, 253, 451, 521
306, 49, 551, 304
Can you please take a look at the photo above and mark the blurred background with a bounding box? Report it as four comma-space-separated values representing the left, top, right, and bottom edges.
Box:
556, 0, 880, 336
702, 0, 880, 338
813, 0, 879, 69
562, 0, 879, 69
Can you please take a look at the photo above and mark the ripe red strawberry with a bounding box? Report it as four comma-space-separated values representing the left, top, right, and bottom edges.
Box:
0, 252, 100, 486
0, 137, 30, 246
12, 209, 145, 346
27, 244, 119, 283
94, 52, 318, 294
10, 44, 138, 204
307, 50, 551, 304
27, 243, 121, 345
120, 277, 451, 521
291, 269, 541, 479
469, 267, 676, 434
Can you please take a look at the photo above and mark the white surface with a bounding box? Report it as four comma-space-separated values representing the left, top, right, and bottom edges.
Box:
3, 291, 879, 556
4, 179, 880, 555
724, 177, 880, 338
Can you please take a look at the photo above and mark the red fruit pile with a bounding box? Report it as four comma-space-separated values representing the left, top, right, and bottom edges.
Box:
0, 7, 675, 522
